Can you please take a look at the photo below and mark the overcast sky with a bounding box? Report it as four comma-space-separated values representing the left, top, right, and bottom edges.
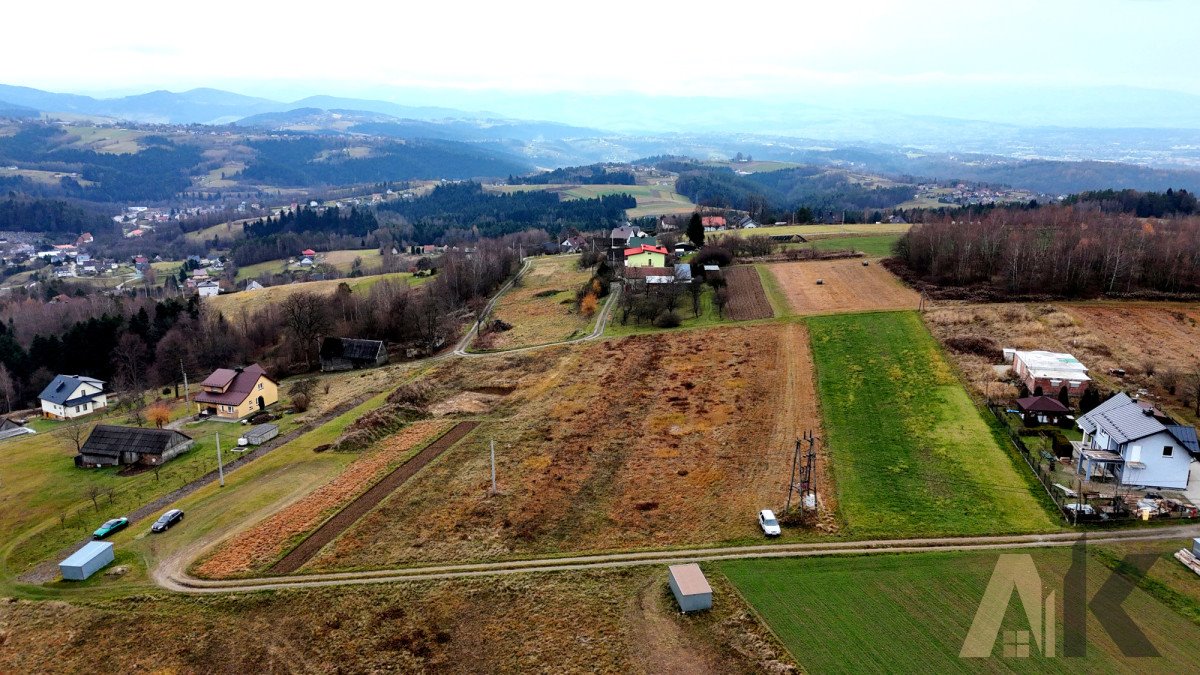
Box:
2, 0, 1196, 100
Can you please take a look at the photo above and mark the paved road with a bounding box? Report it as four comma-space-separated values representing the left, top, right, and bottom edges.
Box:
159, 524, 1200, 594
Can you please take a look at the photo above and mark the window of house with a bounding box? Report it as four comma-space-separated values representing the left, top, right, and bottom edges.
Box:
1164, 446, 1174, 457
1129, 445, 1142, 463
258, 382, 263, 390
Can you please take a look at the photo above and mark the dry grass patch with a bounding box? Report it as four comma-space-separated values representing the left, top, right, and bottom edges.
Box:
765, 259, 919, 316
193, 420, 451, 578
306, 323, 823, 570
474, 255, 595, 350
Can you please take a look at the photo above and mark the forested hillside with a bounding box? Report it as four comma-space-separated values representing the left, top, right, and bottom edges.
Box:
672, 165, 916, 219
0, 197, 112, 234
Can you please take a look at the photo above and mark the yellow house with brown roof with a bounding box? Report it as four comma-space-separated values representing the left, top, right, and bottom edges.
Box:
194, 364, 278, 419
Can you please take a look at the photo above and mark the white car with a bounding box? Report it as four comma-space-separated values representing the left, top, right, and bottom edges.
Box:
758, 509, 781, 536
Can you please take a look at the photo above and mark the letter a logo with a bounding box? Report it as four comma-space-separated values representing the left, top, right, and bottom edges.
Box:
961, 554, 1056, 658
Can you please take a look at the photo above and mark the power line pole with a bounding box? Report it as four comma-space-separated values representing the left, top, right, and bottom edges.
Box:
181, 359, 190, 407
489, 439, 497, 496
216, 432, 225, 487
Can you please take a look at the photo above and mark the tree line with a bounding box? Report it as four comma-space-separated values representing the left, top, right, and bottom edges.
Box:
507, 164, 636, 185
893, 207, 1200, 297
1065, 188, 1198, 218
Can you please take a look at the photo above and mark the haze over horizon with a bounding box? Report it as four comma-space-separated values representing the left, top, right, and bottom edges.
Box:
3, 0, 1199, 131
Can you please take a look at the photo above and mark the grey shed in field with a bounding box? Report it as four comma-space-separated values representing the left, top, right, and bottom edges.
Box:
668, 563, 713, 612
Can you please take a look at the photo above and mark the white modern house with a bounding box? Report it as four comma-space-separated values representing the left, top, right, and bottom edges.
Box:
1075, 393, 1200, 490
39, 375, 108, 420
197, 280, 220, 298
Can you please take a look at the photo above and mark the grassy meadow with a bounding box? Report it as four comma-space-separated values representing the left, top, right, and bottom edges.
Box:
803, 233, 902, 257
806, 311, 1055, 536
722, 544, 1200, 673
472, 255, 596, 351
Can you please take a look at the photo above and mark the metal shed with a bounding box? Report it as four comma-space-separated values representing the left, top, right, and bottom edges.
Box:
240, 423, 279, 446
668, 563, 713, 612
60, 541, 114, 581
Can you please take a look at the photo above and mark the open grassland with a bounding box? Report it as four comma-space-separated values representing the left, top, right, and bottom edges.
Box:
234, 249, 384, 281
722, 545, 1200, 673
0, 167, 95, 187
304, 323, 823, 570
924, 301, 1200, 424
729, 222, 912, 238
802, 233, 902, 257
765, 258, 920, 316
62, 126, 144, 154
485, 182, 695, 217
1, 566, 788, 673
206, 271, 419, 315
807, 312, 1055, 536
702, 160, 803, 173
183, 217, 251, 245
473, 255, 595, 350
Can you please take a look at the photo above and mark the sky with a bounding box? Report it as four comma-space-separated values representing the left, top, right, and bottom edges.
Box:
1, 0, 1197, 101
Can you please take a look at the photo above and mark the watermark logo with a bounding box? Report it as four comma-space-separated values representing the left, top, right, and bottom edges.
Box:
961, 540, 1159, 659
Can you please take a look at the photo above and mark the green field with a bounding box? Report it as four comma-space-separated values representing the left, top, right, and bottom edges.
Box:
722, 546, 1200, 672
805, 233, 902, 257
728, 223, 912, 238
806, 312, 1055, 536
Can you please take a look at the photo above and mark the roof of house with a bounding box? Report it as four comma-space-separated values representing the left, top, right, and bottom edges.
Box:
1012, 350, 1091, 381
624, 244, 669, 257
627, 236, 659, 248
302, 248, 317, 256
195, 364, 274, 406
624, 266, 675, 280
201, 368, 238, 389
669, 563, 712, 596
79, 425, 192, 458
1077, 393, 1197, 452
38, 375, 105, 406
673, 263, 693, 281
320, 337, 385, 362
701, 216, 726, 227
1015, 395, 1070, 414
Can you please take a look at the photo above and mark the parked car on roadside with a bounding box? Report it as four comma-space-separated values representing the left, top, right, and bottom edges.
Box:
758, 509, 781, 536
151, 509, 184, 533
92, 517, 129, 539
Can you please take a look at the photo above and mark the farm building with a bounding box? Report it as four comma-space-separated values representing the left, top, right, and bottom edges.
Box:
1006, 349, 1091, 396
38, 374, 108, 420
668, 563, 713, 612
239, 423, 278, 446
624, 266, 676, 284
625, 244, 668, 268
59, 541, 114, 581
701, 216, 727, 231
194, 364, 278, 420
197, 280, 220, 298
1015, 395, 1071, 426
1075, 393, 1200, 490
320, 337, 389, 372
75, 425, 194, 468
244, 280, 264, 291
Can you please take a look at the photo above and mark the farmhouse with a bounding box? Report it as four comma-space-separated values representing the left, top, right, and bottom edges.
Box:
197, 280, 220, 298
624, 244, 668, 268
1075, 393, 1200, 489
1006, 349, 1091, 396
39, 374, 108, 419
624, 266, 676, 284
75, 425, 194, 468
702, 215, 727, 231
244, 280, 264, 291
194, 364, 278, 419
320, 337, 389, 372
609, 225, 647, 249
1015, 395, 1070, 426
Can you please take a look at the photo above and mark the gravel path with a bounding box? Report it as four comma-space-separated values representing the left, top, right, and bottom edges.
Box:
159, 523, 1200, 594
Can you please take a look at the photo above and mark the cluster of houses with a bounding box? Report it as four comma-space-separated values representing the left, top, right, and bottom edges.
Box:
1003, 349, 1200, 494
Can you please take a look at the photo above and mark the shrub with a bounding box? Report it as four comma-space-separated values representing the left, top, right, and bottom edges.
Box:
330, 403, 427, 452
580, 292, 599, 318
291, 393, 310, 413
387, 381, 433, 407
943, 335, 1003, 360
654, 310, 682, 328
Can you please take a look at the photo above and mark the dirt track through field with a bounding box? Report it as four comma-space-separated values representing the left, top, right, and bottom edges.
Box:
723, 266, 774, 320
766, 258, 919, 315
269, 421, 479, 574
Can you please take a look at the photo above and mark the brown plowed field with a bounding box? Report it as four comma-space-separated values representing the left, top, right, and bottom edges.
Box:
766, 259, 919, 315
192, 420, 453, 579
723, 265, 774, 320
305, 322, 825, 571
270, 421, 479, 574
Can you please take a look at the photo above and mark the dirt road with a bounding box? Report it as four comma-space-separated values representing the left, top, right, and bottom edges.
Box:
158, 524, 1200, 594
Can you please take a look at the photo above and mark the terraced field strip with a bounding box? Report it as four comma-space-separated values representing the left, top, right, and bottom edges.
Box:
269, 421, 479, 574
722, 265, 774, 320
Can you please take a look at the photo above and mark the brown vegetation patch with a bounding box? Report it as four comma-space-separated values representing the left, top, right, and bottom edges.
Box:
767, 258, 919, 315
723, 266, 774, 320
307, 323, 824, 569
193, 420, 452, 578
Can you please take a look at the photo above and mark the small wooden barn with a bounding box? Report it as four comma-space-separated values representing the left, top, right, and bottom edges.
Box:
75, 425, 194, 468
668, 563, 713, 613
320, 337, 389, 372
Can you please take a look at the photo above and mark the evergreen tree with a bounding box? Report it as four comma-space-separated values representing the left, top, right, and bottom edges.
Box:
1057, 385, 1071, 409
686, 212, 705, 247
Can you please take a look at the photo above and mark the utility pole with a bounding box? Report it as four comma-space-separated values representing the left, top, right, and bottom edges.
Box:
489, 439, 497, 496
181, 359, 190, 407
216, 432, 225, 487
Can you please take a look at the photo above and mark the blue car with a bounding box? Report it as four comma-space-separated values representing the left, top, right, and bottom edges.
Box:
93, 517, 129, 539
